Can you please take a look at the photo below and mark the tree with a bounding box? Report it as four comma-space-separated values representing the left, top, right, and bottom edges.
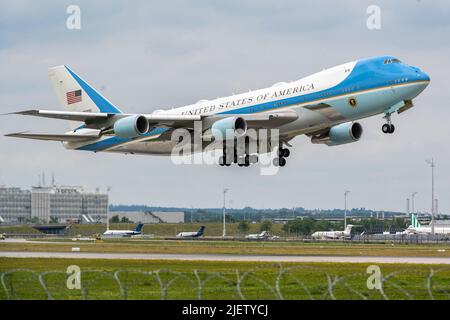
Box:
109, 215, 119, 223
120, 216, 131, 223
49, 216, 59, 224
238, 221, 250, 234
260, 221, 272, 232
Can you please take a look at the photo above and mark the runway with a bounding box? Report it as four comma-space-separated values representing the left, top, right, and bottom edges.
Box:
1, 251, 450, 264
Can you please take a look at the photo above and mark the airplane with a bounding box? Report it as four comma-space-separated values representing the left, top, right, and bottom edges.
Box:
311, 224, 354, 240
102, 223, 144, 237
176, 226, 205, 238
245, 230, 270, 240
4, 56, 430, 167
404, 214, 450, 235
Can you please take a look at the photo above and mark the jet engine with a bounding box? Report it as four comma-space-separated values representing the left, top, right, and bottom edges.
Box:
211, 117, 247, 140
311, 122, 362, 146
113, 115, 150, 138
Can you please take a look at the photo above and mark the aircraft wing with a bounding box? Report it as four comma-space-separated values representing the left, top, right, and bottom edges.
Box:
203, 110, 299, 129
8, 109, 202, 125
9, 109, 296, 129
8, 109, 112, 122
242, 110, 298, 128
6, 109, 298, 142
4, 132, 100, 142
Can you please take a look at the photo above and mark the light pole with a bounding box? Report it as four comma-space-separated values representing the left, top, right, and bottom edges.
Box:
426, 159, 435, 235
222, 188, 229, 238
411, 192, 417, 214
344, 190, 350, 229
106, 186, 111, 231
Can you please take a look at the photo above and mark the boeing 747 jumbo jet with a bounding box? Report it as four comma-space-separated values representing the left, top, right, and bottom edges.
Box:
5, 56, 430, 167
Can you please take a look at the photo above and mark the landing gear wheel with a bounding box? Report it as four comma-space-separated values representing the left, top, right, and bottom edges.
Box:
382, 124, 390, 134
273, 157, 279, 167
244, 155, 250, 167
273, 157, 287, 167
388, 124, 395, 134
249, 154, 258, 164
219, 156, 225, 166
282, 148, 290, 158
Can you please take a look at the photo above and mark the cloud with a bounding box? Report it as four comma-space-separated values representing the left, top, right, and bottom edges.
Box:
0, 0, 449, 213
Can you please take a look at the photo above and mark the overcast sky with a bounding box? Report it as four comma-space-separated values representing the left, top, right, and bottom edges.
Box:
1, 0, 449, 213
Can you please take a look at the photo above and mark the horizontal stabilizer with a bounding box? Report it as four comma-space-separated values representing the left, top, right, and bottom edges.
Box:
4, 132, 99, 142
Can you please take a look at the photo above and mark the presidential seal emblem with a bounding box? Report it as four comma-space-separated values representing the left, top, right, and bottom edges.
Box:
348, 97, 357, 107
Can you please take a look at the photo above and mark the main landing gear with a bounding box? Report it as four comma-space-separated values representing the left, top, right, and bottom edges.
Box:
382, 114, 395, 134
272, 145, 290, 167
218, 151, 258, 167
218, 141, 291, 168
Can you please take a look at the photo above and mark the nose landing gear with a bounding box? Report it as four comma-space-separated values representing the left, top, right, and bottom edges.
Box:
382, 123, 395, 134
382, 114, 395, 134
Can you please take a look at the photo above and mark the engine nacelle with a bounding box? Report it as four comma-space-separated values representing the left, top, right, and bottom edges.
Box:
211, 117, 247, 140
113, 115, 149, 138
311, 122, 363, 146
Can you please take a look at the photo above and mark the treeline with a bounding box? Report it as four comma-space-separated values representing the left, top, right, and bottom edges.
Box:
110, 204, 405, 223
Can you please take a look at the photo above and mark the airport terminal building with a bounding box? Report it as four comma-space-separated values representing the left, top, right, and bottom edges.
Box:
0, 185, 108, 224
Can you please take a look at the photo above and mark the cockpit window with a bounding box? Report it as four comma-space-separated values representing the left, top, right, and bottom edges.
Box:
384, 58, 401, 64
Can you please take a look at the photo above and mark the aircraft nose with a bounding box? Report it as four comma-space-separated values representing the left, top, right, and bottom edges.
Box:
411, 66, 430, 82
418, 70, 430, 82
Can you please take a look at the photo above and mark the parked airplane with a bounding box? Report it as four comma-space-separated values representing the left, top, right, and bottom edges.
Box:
176, 226, 205, 238
245, 231, 270, 240
405, 214, 450, 235
102, 223, 144, 237
311, 224, 354, 240
5, 56, 430, 167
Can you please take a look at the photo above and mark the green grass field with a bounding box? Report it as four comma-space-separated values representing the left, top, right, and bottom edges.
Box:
1, 258, 449, 300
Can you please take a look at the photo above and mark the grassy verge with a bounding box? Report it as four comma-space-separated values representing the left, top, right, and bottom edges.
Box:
0, 257, 449, 300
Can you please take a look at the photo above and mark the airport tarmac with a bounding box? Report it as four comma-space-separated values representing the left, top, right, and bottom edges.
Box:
1, 251, 450, 264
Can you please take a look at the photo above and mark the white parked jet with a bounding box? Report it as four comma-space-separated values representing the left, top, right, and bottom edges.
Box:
5, 56, 430, 167
311, 224, 354, 240
245, 230, 270, 240
176, 226, 205, 238
405, 214, 450, 235
102, 223, 144, 237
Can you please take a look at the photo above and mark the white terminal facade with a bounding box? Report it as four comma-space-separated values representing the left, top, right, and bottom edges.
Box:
0, 185, 108, 224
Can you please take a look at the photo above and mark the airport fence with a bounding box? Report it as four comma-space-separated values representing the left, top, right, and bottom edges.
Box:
1, 264, 450, 300
352, 234, 450, 244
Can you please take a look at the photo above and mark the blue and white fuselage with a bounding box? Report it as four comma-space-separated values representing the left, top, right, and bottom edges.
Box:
6, 55, 430, 165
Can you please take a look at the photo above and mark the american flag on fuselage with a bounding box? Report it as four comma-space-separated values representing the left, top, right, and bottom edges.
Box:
66, 89, 82, 104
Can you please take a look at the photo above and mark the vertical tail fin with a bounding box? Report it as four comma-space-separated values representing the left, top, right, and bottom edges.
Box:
411, 214, 421, 228
134, 223, 144, 233
345, 224, 354, 233
48, 65, 122, 130
198, 226, 205, 236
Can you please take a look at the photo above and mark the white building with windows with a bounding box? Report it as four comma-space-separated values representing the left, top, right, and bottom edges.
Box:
0, 185, 108, 224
